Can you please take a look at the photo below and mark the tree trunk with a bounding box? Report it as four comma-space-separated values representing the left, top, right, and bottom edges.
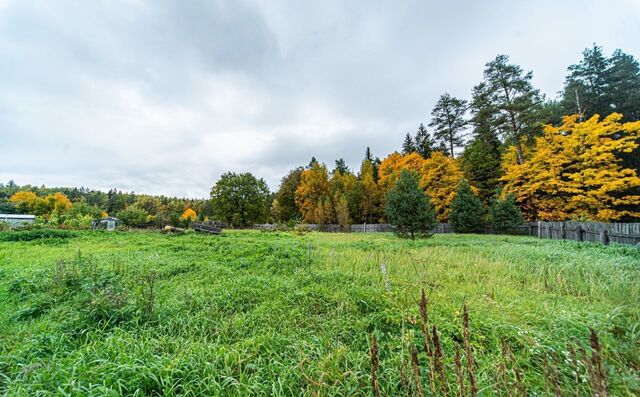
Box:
515, 140, 525, 165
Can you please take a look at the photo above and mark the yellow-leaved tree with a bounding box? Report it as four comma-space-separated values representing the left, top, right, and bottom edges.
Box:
377, 151, 465, 222
359, 159, 381, 224
9, 191, 40, 213
378, 152, 426, 194
180, 208, 197, 222
502, 113, 640, 221
420, 151, 466, 222
295, 162, 332, 223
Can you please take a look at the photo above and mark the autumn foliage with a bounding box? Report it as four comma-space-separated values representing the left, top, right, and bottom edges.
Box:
502, 114, 640, 221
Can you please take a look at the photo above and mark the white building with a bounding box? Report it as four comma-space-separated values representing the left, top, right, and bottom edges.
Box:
0, 214, 36, 227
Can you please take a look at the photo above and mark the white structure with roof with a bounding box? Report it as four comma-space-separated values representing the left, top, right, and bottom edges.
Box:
0, 214, 36, 227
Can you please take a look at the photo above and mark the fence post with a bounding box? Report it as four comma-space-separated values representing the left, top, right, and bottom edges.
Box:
537, 221, 541, 238
547, 225, 553, 239
529, 223, 534, 236
600, 229, 609, 245
576, 225, 583, 242
560, 222, 566, 240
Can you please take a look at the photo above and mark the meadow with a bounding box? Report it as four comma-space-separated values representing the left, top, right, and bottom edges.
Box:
0, 230, 638, 396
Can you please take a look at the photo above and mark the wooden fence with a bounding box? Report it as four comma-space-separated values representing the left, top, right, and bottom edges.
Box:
536, 221, 640, 246
251, 221, 640, 247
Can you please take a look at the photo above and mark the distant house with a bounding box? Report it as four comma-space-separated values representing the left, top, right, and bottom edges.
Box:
92, 217, 120, 231
0, 214, 36, 227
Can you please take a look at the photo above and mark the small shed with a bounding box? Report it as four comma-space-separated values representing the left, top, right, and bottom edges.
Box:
92, 217, 120, 231
0, 214, 36, 227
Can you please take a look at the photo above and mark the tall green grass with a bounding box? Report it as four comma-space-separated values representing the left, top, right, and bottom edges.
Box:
0, 230, 638, 395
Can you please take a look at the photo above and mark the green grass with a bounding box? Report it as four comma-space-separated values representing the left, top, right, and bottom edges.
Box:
0, 230, 638, 396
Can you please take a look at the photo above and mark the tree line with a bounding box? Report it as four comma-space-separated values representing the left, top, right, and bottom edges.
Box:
0, 182, 213, 229
263, 44, 640, 227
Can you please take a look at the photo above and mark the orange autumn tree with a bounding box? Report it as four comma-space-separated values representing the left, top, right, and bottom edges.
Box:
420, 151, 466, 222
180, 208, 197, 222
378, 152, 426, 194
295, 162, 332, 223
47, 192, 72, 214
502, 113, 640, 221
377, 151, 465, 222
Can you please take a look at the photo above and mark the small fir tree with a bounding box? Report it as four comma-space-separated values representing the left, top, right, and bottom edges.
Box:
385, 170, 436, 239
402, 133, 416, 155
449, 179, 485, 233
488, 189, 524, 233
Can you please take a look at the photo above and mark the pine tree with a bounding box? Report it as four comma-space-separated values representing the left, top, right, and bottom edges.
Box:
365, 147, 374, 162
607, 49, 640, 121
385, 170, 436, 239
561, 44, 611, 119
402, 133, 416, 155
307, 157, 318, 169
429, 93, 468, 157
449, 179, 485, 233
473, 55, 544, 164
488, 189, 524, 233
364, 147, 381, 181
460, 128, 503, 204
333, 158, 350, 175
414, 123, 435, 158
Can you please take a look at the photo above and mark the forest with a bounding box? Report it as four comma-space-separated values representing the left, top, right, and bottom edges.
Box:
2, 44, 639, 229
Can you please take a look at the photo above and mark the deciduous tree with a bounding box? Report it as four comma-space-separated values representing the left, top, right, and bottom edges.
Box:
210, 172, 270, 226
502, 114, 640, 221
295, 162, 331, 223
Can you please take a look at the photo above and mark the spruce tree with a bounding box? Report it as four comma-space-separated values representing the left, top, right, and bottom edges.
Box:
488, 189, 524, 233
449, 179, 485, 233
414, 123, 435, 158
333, 158, 350, 175
402, 133, 416, 155
385, 170, 436, 239
429, 93, 468, 157
363, 147, 381, 181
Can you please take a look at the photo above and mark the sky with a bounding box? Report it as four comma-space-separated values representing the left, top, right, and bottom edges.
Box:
1, 0, 639, 198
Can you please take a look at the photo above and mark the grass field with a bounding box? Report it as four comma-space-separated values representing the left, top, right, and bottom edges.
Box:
0, 230, 638, 396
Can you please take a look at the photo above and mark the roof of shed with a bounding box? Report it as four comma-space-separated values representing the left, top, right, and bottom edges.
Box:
0, 214, 36, 219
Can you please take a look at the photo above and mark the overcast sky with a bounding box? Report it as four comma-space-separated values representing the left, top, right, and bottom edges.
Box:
1, 1, 639, 197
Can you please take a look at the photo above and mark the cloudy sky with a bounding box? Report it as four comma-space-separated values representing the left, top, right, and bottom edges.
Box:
1, 1, 639, 197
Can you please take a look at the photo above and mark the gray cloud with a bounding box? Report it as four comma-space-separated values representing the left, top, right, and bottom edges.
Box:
1, 0, 639, 197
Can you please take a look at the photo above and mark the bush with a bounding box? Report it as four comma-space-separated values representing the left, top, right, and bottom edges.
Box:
385, 170, 436, 239
117, 207, 149, 227
449, 179, 485, 233
488, 190, 524, 233
0, 229, 77, 242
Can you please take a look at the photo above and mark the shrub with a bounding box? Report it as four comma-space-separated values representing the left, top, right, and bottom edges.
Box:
0, 229, 77, 242
449, 179, 485, 233
385, 170, 436, 239
117, 207, 149, 227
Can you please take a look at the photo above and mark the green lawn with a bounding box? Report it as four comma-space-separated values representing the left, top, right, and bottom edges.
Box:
0, 230, 638, 396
